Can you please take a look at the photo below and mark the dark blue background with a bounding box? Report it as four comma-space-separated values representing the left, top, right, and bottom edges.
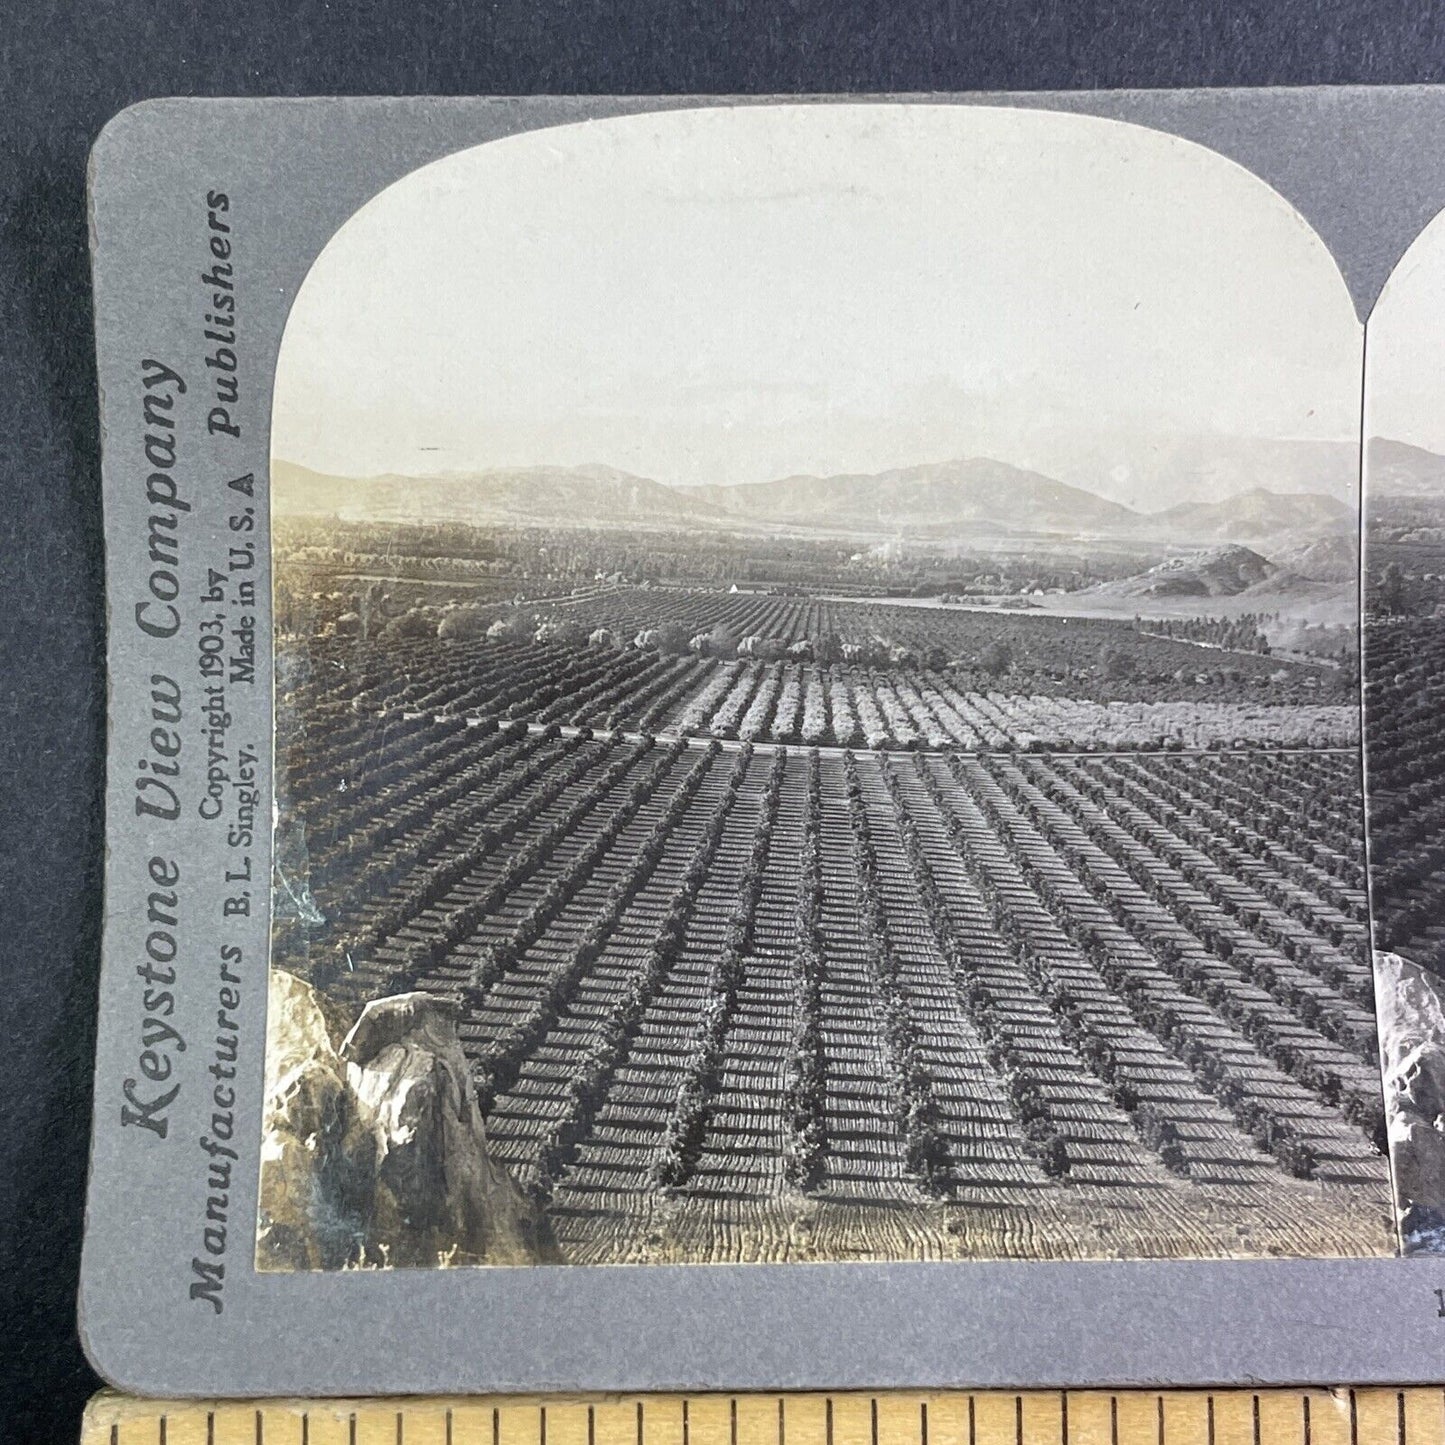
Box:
5, 4, 1445, 1440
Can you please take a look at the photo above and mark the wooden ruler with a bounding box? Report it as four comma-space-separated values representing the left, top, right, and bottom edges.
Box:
81, 1390, 1445, 1445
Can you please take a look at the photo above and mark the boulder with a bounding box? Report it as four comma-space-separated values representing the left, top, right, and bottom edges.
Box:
1392, 1117, 1445, 1209
256, 970, 374, 1271
257, 970, 559, 1270
342, 991, 558, 1267
1376, 951, 1445, 1251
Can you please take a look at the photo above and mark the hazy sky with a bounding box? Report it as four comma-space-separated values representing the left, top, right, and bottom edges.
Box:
1367, 208, 1445, 454
273, 104, 1364, 497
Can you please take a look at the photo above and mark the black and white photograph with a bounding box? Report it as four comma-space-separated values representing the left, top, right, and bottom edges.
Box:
254, 103, 1393, 1270
1362, 207, 1445, 1255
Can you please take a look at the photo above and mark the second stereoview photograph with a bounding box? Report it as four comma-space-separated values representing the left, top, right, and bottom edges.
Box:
257, 103, 1392, 1272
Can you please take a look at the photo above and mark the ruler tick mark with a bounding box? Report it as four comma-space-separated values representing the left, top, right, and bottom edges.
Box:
1111, 1398, 1119, 1445
542, 1404, 548, 1445
1254, 1395, 1262, 1445
1303, 1395, 1312, 1445
778, 1397, 785, 1445
731, 1398, 738, 1445
922, 1401, 929, 1445
1207, 1397, 1215, 1445
1016, 1396, 1024, 1445
588, 1407, 595, 1445
826, 1398, 834, 1445
1398, 1392, 1407, 1445
447, 1409, 454, 1445
969, 1395, 977, 1445
257, 1408, 265, 1445
1061, 1391, 1069, 1445
871, 1398, 879, 1445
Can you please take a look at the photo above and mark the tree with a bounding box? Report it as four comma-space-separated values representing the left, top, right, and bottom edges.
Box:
637, 621, 691, 655
655, 621, 691, 655
979, 639, 1013, 677
1378, 561, 1410, 618
534, 618, 586, 648
384, 607, 437, 640
739, 634, 786, 661
437, 606, 490, 641
487, 616, 528, 643
705, 621, 739, 658
1099, 644, 1137, 681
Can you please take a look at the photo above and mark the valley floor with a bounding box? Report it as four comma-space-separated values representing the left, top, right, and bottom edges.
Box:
275, 579, 1389, 1271
819, 584, 1358, 633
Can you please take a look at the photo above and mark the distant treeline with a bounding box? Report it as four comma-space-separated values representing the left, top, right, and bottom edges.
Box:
1135, 615, 1271, 654
273, 515, 1152, 599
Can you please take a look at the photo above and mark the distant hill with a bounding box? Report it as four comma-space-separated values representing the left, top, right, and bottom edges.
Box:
1040, 434, 1359, 511
1139, 487, 1353, 542
273, 452, 1360, 552
272, 460, 723, 526
690, 458, 1136, 535
1271, 532, 1359, 583
1366, 438, 1445, 499
271, 459, 367, 515
1090, 545, 1283, 599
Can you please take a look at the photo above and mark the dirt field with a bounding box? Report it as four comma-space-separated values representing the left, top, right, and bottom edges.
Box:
551, 1179, 1392, 1265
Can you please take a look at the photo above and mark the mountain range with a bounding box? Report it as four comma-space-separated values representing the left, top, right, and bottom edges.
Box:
688, 459, 1135, 533
1365, 438, 1445, 498
272, 449, 1383, 548
272, 460, 719, 526
1148, 487, 1353, 542
1037, 435, 1360, 512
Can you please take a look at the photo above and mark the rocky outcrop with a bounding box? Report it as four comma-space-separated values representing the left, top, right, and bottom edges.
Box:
257, 970, 559, 1270
1377, 951, 1445, 1253
256, 969, 376, 1269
